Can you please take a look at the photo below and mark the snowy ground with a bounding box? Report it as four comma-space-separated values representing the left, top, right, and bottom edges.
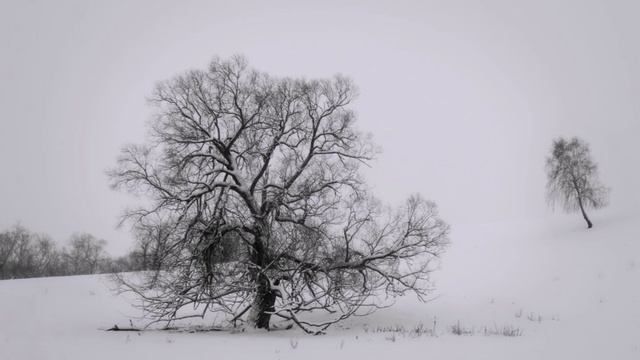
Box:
1, 210, 639, 359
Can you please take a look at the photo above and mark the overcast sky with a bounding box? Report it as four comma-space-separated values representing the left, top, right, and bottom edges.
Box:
1, 0, 639, 255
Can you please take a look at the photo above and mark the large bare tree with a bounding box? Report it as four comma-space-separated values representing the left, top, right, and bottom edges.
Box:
110, 56, 449, 333
546, 137, 609, 228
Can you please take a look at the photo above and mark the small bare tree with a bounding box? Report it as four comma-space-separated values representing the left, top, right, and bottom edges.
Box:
110, 56, 449, 333
0, 225, 24, 278
0, 225, 34, 279
64, 233, 107, 274
129, 217, 171, 271
31, 235, 61, 276
546, 137, 609, 228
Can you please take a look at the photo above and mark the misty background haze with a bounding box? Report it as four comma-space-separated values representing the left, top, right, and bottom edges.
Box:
1, 0, 638, 256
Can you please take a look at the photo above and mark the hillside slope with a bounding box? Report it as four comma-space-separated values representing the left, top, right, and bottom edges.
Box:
1, 210, 638, 359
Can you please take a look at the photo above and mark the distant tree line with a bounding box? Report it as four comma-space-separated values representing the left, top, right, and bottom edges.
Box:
0, 224, 155, 280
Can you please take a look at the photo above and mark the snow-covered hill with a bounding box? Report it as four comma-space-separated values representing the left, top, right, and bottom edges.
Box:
1, 210, 638, 359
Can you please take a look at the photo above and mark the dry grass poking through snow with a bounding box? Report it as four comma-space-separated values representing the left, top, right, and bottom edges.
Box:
363, 321, 522, 339
450, 321, 522, 337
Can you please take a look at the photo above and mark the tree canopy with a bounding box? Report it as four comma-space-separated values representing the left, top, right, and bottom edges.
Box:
546, 137, 609, 228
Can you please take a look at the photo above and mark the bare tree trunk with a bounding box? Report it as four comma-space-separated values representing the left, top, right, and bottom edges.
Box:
248, 227, 276, 330
251, 274, 277, 329
577, 197, 593, 229
573, 179, 593, 229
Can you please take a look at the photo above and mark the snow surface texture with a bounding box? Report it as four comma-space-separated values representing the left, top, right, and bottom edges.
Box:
1, 210, 639, 359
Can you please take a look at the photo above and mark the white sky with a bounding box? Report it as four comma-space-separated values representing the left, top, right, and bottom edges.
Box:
1, 0, 639, 255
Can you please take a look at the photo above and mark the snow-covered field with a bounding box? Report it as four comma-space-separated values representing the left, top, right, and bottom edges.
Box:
2, 210, 639, 360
